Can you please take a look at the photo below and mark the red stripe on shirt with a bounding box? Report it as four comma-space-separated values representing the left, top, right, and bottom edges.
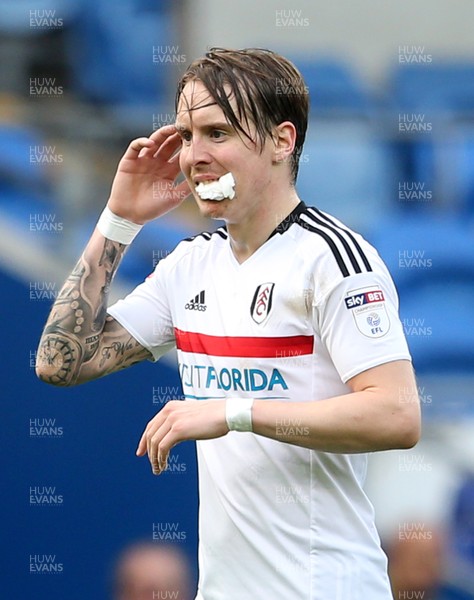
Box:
174, 328, 314, 358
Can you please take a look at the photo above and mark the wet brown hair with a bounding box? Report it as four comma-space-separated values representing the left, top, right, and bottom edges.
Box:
175, 47, 309, 183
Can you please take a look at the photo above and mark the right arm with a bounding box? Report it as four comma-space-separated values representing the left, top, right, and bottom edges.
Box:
36, 125, 190, 386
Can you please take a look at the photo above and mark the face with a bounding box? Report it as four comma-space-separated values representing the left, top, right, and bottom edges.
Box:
116, 549, 189, 600
176, 79, 278, 224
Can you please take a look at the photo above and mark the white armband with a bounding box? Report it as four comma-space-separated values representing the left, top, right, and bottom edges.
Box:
226, 398, 254, 432
96, 205, 143, 245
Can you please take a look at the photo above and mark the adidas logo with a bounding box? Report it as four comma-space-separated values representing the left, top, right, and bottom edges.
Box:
185, 290, 207, 311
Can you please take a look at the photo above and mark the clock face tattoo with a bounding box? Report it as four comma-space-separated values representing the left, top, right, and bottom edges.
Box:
37, 335, 82, 386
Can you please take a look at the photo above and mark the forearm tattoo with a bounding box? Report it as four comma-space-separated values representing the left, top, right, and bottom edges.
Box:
36, 238, 140, 386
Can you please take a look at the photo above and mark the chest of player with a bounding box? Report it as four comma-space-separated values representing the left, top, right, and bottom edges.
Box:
170, 246, 313, 339
169, 239, 316, 398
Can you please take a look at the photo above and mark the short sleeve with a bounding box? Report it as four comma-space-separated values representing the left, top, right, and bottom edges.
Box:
107, 263, 175, 362
314, 269, 411, 383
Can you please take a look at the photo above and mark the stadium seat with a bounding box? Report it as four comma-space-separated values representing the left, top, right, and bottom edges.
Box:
0, 0, 76, 32
391, 63, 474, 114
0, 123, 52, 195
393, 123, 474, 219
292, 57, 378, 117
0, 123, 64, 250
65, 0, 176, 128
297, 120, 398, 233
399, 281, 473, 373
367, 215, 474, 376
422, 126, 474, 216
0, 0, 78, 95
436, 475, 474, 599
367, 214, 474, 290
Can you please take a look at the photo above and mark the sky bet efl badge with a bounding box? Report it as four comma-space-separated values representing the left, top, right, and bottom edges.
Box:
345, 286, 390, 338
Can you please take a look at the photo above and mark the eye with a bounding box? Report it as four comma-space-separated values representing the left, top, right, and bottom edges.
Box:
179, 130, 192, 143
210, 130, 226, 140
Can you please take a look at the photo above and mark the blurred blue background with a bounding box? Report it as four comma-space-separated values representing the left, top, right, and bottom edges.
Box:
1, 0, 473, 598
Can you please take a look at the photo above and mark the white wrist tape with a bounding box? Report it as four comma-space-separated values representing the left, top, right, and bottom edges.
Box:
226, 398, 254, 432
96, 205, 143, 245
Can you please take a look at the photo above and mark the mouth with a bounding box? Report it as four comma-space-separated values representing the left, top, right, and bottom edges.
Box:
193, 175, 219, 185
194, 172, 236, 201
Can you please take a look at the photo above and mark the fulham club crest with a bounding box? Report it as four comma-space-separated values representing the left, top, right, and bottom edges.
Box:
251, 283, 275, 324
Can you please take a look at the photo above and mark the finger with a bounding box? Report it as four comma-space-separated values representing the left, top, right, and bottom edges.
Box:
142, 132, 180, 160
150, 442, 169, 475
139, 144, 161, 159
139, 422, 158, 458
154, 157, 183, 185
153, 132, 182, 162
152, 456, 161, 475
148, 125, 179, 150
148, 419, 171, 473
158, 449, 169, 474
123, 137, 156, 161
168, 146, 184, 165
156, 430, 178, 473
136, 410, 166, 457
136, 430, 148, 456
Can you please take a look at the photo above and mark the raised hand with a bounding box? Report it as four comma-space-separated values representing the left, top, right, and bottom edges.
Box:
107, 125, 191, 224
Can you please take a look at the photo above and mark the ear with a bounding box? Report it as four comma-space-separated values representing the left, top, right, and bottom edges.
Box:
272, 121, 297, 164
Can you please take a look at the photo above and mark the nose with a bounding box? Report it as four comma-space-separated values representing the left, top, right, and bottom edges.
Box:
181, 135, 213, 171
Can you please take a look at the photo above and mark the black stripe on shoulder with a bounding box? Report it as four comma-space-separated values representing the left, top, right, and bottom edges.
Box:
309, 208, 373, 272
270, 201, 307, 237
303, 208, 363, 274
295, 216, 351, 277
215, 228, 228, 240
183, 227, 228, 243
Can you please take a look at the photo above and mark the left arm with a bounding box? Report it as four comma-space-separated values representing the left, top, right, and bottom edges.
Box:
137, 359, 421, 474
252, 359, 420, 453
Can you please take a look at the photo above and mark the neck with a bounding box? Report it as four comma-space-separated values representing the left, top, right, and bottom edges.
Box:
227, 188, 301, 263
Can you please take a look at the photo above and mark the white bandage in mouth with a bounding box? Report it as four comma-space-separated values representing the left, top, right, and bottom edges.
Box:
195, 172, 236, 201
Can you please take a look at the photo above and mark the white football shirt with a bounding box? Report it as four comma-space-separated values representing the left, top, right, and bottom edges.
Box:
108, 203, 410, 599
